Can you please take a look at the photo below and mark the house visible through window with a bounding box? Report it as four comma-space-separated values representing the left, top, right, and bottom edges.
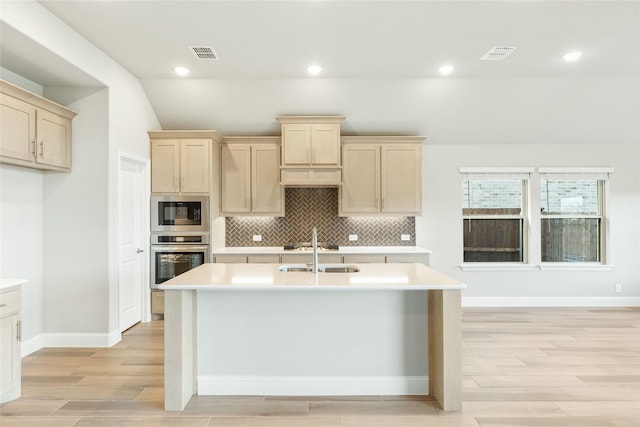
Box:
540, 171, 608, 263
461, 171, 530, 263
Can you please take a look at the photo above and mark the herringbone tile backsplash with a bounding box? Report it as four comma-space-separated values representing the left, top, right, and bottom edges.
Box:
226, 188, 415, 246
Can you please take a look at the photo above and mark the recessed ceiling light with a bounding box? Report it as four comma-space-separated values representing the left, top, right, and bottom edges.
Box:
307, 64, 322, 76
174, 66, 190, 76
563, 51, 582, 62
438, 64, 455, 75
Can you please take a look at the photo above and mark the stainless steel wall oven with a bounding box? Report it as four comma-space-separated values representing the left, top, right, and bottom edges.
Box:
150, 233, 210, 289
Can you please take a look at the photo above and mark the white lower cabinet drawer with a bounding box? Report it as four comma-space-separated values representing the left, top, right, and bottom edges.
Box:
0, 289, 20, 318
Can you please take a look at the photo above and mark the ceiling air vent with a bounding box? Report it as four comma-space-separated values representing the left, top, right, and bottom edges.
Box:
189, 46, 219, 60
480, 46, 517, 61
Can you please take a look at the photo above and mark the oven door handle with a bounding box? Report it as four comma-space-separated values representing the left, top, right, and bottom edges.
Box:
151, 245, 210, 252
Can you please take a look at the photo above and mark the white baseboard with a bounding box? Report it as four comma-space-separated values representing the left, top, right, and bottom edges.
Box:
45, 329, 121, 347
21, 329, 121, 357
462, 296, 640, 307
20, 334, 45, 357
198, 376, 429, 396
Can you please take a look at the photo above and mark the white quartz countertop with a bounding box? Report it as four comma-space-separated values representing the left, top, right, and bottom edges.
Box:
0, 279, 27, 291
212, 246, 432, 255
159, 263, 465, 291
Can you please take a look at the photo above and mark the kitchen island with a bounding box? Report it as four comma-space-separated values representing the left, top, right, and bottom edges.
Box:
159, 263, 465, 411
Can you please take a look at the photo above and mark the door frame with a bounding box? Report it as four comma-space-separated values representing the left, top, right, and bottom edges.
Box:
118, 151, 151, 324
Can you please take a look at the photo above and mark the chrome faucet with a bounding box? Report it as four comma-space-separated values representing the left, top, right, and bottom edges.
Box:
311, 227, 319, 273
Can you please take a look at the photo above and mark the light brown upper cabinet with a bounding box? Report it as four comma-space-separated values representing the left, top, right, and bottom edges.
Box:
220, 137, 284, 216
277, 116, 344, 186
281, 123, 341, 166
0, 80, 76, 172
150, 138, 211, 193
340, 143, 380, 214
340, 136, 424, 216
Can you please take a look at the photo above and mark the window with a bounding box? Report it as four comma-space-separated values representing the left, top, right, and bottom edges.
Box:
461, 169, 531, 263
539, 169, 610, 264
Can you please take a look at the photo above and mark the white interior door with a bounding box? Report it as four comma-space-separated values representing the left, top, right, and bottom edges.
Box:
119, 155, 146, 331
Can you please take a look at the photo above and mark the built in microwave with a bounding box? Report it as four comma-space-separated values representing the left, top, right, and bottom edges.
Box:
151, 195, 209, 232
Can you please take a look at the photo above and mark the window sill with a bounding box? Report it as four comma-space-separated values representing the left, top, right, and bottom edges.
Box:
538, 263, 614, 271
460, 263, 536, 272
460, 263, 615, 272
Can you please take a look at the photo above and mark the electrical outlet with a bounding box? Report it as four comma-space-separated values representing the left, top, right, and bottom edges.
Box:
615, 283, 622, 293
349, 234, 358, 241
252, 234, 262, 242
401, 234, 411, 241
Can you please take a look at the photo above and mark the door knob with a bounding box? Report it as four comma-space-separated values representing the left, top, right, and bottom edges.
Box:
136, 248, 144, 254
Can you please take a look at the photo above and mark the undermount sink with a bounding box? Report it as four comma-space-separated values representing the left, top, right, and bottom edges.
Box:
278, 264, 360, 273
320, 265, 360, 273
278, 265, 313, 272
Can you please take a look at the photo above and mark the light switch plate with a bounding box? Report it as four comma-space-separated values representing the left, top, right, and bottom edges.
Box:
348, 234, 358, 241
252, 234, 262, 242
401, 234, 411, 241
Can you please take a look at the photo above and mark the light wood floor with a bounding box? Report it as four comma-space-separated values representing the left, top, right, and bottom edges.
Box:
1, 307, 638, 426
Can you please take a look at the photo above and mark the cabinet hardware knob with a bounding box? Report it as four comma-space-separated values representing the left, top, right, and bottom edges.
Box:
0, 304, 6, 308
39, 141, 44, 157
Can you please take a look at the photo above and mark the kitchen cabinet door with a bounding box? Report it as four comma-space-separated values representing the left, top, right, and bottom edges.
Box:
0, 288, 21, 404
282, 124, 311, 165
221, 144, 251, 213
151, 290, 164, 315
252, 144, 284, 215
342, 254, 386, 264
0, 314, 20, 403
0, 94, 36, 163
221, 141, 284, 216
1, 80, 76, 172
382, 144, 422, 214
247, 255, 281, 263
310, 124, 340, 165
214, 255, 248, 263
385, 253, 430, 265
151, 139, 211, 193
180, 139, 210, 193
281, 123, 340, 166
280, 253, 343, 264
36, 108, 72, 169
151, 139, 180, 193
340, 144, 380, 214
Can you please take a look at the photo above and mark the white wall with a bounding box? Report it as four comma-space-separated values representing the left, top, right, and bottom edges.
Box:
0, 165, 44, 344
1, 0, 160, 346
142, 77, 639, 146
418, 143, 640, 303
0, 67, 43, 96
42, 88, 109, 333
197, 291, 430, 395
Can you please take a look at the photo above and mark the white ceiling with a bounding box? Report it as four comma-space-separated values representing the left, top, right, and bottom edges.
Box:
2, 1, 639, 140
36, 0, 639, 79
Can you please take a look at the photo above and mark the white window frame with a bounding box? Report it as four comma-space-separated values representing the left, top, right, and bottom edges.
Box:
537, 167, 613, 271
459, 167, 535, 271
